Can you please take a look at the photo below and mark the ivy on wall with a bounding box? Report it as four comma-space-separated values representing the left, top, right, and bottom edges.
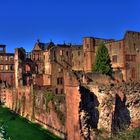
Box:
43, 90, 65, 125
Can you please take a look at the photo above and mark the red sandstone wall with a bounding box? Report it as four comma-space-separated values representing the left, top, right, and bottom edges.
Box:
0, 72, 15, 86
2, 86, 66, 139
64, 71, 83, 140
65, 86, 82, 140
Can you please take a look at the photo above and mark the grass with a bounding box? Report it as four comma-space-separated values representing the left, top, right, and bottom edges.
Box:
0, 106, 61, 140
98, 127, 140, 140
109, 128, 140, 140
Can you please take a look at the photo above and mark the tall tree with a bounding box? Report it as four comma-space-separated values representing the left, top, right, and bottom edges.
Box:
93, 43, 112, 76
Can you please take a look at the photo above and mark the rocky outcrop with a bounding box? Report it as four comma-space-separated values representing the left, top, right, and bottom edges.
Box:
79, 86, 99, 139
87, 82, 140, 138
125, 83, 140, 129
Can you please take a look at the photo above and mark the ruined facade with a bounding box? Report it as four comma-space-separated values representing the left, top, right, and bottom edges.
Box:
0, 45, 14, 87
83, 31, 140, 81
1, 31, 140, 88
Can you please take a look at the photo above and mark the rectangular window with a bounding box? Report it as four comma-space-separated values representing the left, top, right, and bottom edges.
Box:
9, 56, 14, 60
0, 56, 3, 60
126, 55, 136, 61
78, 61, 80, 66
5, 65, 9, 70
72, 53, 73, 58
66, 51, 69, 56
60, 50, 63, 56
5, 56, 8, 61
60, 89, 63, 94
134, 43, 136, 50
57, 77, 63, 85
112, 55, 117, 63
131, 55, 136, 61
78, 51, 80, 56
58, 68, 63, 73
60, 78, 63, 84
0, 65, 4, 70
126, 55, 130, 61
53, 50, 56, 58
87, 44, 89, 48
10, 65, 14, 70
131, 68, 136, 79
119, 43, 121, 49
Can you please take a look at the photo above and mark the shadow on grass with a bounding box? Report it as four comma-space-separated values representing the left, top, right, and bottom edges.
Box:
0, 105, 61, 140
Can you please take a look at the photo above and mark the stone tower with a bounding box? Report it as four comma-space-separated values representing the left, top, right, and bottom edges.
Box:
83, 37, 95, 72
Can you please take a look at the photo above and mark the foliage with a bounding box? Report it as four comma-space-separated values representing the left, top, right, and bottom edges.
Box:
53, 95, 65, 125
93, 43, 112, 76
110, 128, 140, 140
45, 92, 54, 106
44, 91, 54, 112
44, 92, 65, 125
0, 125, 10, 140
98, 127, 140, 140
55, 107, 65, 126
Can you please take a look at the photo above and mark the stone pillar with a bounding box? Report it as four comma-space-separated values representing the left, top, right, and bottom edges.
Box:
83, 37, 95, 73
64, 71, 82, 140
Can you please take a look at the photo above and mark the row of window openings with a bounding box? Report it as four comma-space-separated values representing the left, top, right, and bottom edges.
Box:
126, 55, 136, 61
72, 51, 81, 58
59, 50, 69, 56
50, 44, 137, 60
109, 43, 137, 51
72, 61, 81, 66
60, 50, 81, 58
0, 56, 14, 61
0, 65, 14, 71
41, 50, 69, 61
130, 33, 140, 39
55, 88, 63, 94
57, 78, 63, 85
85, 43, 124, 51
32, 51, 81, 61
32, 54, 43, 61
112, 55, 136, 63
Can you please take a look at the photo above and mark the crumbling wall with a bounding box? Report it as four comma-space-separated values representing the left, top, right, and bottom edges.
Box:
64, 72, 140, 140
88, 82, 140, 138
1, 75, 140, 140
1, 86, 66, 139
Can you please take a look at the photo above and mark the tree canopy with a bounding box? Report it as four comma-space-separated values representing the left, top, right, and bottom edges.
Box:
93, 43, 112, 76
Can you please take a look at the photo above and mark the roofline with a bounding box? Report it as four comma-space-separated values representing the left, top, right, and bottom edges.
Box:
0, 53, 14, 55
0, 45, 6, 47
83, 36, 115, 41
105, 39, 124, 44
83, 37, 94, 39
125, 30, 140, 34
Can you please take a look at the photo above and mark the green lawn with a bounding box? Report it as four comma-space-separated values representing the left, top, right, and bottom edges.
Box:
0, 106, 61, 140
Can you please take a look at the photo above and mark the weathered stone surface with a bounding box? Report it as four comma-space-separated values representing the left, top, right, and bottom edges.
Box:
1, 79, 140, 140
0, 86, 66, 139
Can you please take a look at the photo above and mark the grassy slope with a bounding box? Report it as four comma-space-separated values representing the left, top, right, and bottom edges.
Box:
98, 128, 140, 140
0, 106, 61, 140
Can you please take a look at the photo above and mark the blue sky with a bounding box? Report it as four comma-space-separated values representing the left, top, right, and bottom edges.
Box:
0, 0, 140, 52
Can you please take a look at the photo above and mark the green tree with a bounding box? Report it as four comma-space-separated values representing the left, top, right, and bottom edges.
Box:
93, 43, 112, 76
